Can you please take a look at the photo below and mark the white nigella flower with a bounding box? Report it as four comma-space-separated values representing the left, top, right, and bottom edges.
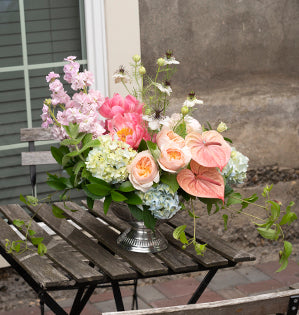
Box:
112, 66, 130, 84
154, 82, 172, 96
143, 114, 164, 131
163, 57, 180, 65
183, 98, 203, 108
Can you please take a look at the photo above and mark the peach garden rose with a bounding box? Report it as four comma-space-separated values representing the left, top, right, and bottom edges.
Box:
128, 150, 160, 192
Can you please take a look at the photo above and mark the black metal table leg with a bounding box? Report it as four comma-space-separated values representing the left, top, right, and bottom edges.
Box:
188, 267, 218, 304
131, 279, 138, 310
111, 280, 125, 311
70, 284, 97, 315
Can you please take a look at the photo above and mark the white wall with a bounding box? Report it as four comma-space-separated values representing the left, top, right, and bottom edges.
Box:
104, 0, 141, 97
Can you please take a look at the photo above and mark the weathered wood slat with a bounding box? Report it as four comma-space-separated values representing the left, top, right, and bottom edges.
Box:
103, 289, 299, 315
84, 200, 199, 273
27, 203, 137, 280
20, 127, 54, 141
159, 224, 228, 268
170, 212, 256, 262
56, 201, 169, 277
0, 204, 104, 283
21, 151, 57, 165
0, 218, 70, 288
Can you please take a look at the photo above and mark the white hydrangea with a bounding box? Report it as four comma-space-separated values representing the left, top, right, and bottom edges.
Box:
85, 135, 137, 184
222, 147, 249, 185
137, 184, 181, 220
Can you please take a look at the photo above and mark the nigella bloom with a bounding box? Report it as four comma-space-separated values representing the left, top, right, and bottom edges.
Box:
112, 65, 130, 84
153, 81, 172, 96
183, 91, 203, 108
163, 50, 180, 65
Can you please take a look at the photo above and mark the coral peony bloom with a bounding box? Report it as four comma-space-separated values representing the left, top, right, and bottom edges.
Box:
99, 93, 143, 119
177, 160, 225, 201
128, 151, 160, 192
158, 144, 191, 173
185, 130, 231, 171
107, 113, 150, 149
156, 129, 185, 149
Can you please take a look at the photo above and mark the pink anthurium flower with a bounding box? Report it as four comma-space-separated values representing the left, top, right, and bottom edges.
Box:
185, 130, 231, 171
177, 160, 225, 201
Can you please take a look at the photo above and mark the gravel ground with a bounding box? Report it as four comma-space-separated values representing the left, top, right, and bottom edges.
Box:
0, 165, 298, 311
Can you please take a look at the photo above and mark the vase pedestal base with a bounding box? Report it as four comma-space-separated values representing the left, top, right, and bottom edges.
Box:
116, 222, 168, 253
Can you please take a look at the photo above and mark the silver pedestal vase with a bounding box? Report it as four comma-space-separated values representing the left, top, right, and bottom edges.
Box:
110, 203, 168, 253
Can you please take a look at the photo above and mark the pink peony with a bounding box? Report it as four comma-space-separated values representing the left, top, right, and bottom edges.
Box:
99, 94, 143, 119
107, 113, 150, 149
128, 151, 160, 192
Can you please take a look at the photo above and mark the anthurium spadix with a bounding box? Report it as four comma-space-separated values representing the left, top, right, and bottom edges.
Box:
185, 130, 231, 171
177, 160, 225, 201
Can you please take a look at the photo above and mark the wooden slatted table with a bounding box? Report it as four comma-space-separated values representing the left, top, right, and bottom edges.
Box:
0, 201, 256, 314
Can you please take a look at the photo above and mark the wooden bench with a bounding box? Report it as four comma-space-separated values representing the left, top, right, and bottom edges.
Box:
0, 127, 257, 314
103, 289, 299, 315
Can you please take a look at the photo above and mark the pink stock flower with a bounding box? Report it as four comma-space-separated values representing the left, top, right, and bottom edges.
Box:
128, 151, 160, 192
46, 72, 60, 83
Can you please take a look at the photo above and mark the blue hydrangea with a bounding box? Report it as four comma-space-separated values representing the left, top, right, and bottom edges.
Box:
137, 184, 181, 220
222, 147, 249, 185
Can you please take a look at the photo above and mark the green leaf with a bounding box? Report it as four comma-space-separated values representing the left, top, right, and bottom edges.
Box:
128, 204, 143, 221
11, 241, 21, 253
19, 194, 27, 205
279, 212, 297, 226
142, 209, 157, 231
146, 141, 160, 160
124, 192, 143, 205
111, 190, 127, 202
257, 227, 278, 240
87, 176, 112, 188
52, 205, 66, 219
28, 229, 36, 237
26, 195, 39, 206
13, 219, 24, 228
86, 197, 94, 210
268, 200, 280, 220
37, 243, 47, 256
226, 193, 243, 206
160, 173, 179, 194
82, 133, 93, 146
60, 138, 82, 146
276, 241, 292, 272
222, 214, 228, 230
173, 225, 187, 240
188, 210, 199, 219
174, 121, 187, 138
118, 181, 135, 192
31, 237, 44, 245
138, 139, 147, 152
285, 201, 295, 214
63, 123, 79, 139
223, 137, 232, 143
103, 196, 112, 215
179, 231, 188, 244
86, 183, 112, 196
50, 146, 64, 165
73, 160, 85, 175
194, 242, 207, 256
47, 179, 67, 191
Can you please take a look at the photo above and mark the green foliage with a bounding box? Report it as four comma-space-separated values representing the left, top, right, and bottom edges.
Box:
146, 140, 160, 160
160, 172, 179, 194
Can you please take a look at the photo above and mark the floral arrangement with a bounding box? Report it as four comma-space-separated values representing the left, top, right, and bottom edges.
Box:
14, 51, 296, 271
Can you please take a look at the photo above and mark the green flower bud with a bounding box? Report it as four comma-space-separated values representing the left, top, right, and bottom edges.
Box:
157, 58, 165, 67
44, 98, 52, 106
181, 106, 189, 115
217, 121, 228, 133
132, 54, 141, 63
144, 108, 152, 115
139, 66, 146, 75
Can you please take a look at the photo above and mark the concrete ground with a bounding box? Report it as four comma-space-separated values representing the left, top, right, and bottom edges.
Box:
0, 259, 298, 314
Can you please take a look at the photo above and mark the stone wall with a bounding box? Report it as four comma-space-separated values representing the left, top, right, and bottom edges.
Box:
138, 0, 299, 169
